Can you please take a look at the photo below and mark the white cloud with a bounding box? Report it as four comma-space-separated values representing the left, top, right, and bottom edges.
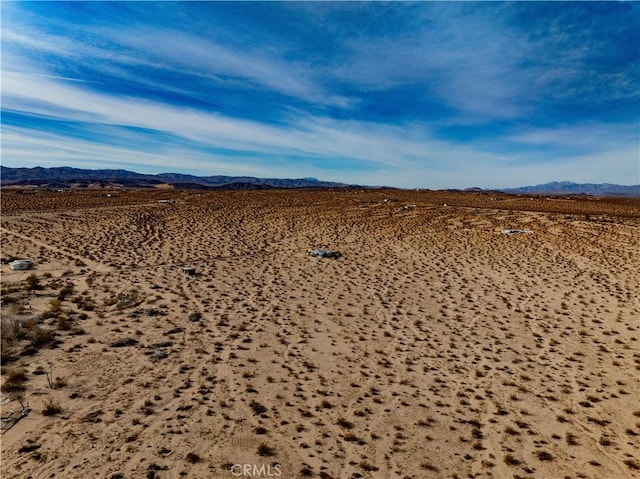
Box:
4, 70, 638, 188
1, 126, 269, 177
506, 123, 638, 149
2, 71, 431, 169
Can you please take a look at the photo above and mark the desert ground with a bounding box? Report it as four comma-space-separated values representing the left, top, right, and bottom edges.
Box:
1, 188, 639, 479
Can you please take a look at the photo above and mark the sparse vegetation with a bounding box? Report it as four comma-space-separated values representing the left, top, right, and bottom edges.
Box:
42, 397, 63, 416
257, 442, 275, 457
249, 400, 267, 415
504, 454, 521, 466
1, 367, 28, 393
420, 461, 439, 472
535, 450, 553, 461
336, 417, 354, 429
2, 187, 638, 478
25, 274, 41, 292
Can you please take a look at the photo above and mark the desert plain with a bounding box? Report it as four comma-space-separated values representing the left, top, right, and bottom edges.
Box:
1, 188, 639, 479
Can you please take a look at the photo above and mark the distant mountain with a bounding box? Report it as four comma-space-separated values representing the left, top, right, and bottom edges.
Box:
4, 168, 637, 196
0, 166, 352, 189
498, 181, 640, 197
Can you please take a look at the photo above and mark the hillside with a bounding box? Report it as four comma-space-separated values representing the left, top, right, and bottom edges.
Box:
499, 181, 640, 197
0, 166, 350, 189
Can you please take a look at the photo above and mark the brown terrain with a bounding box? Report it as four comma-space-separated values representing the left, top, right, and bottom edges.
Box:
1, 188, 639, 479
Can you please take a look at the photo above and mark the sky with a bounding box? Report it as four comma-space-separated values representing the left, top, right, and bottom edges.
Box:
1, 1, 639, 189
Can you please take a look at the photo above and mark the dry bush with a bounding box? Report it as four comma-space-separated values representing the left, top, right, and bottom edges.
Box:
249, 400, 267, 415
42, 397, 63, 416
29, 325, 56, 348
359, 462, 379, 472
535, 450, 553, 461
504, 454, 521, 466
566, 432, 579, 446
24, 274, 41, 292
417, 416, 436, 427
1, 315, 19, 363
48, 299, 62, 314
336, 417, 354, 429
57, 283, 74, 301
420, 461, 439, 472
256, 442, 275, 457
1, 367, 28, 393
625, 459, 640, 471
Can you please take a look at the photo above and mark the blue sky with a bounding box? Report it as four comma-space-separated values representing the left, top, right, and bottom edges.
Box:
2, 1, 638, 188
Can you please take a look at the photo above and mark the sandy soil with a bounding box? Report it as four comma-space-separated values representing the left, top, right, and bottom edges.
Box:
1, 189, 639, 479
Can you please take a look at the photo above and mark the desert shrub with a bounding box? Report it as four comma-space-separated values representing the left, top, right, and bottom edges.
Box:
82, 409, 104, 423
49, 299, 61, 313
535, 450, 553, 461
566, 432, 579, 445
57, 284, 74, 301
29, 326, 56, 348
104, 296, 118, 306
42, 397, 63, 416
360, 462, 379, 471
249, 401, 267, 415
420, 462, 439, 472
343, 433, 360, 442
79, 300, 95, 311
504, 454, 521, 466
625, 459, 640, 471
256, 442, 275, 457
1, 367, 28, 393
1, 314, 19, 342
25, 274, 41, 292
599, 436, 613, 446
417, 416, 436, 427
44, 367, 64, 389
40, 310, 58, 320
336, 417, 354, 429
57, 315, 72, 331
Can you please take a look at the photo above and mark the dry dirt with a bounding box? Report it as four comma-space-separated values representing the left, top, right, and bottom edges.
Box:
1, 189, 639, 479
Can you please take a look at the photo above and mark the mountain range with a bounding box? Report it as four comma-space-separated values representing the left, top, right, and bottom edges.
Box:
0, 166, 350, 190
498, 181, 640, 197
1, 166, 638, 196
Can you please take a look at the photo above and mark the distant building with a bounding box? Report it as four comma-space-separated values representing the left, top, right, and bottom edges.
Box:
9, 259, 32, 270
